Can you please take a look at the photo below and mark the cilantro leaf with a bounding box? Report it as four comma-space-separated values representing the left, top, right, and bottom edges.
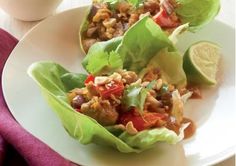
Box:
122, 84, 148, 114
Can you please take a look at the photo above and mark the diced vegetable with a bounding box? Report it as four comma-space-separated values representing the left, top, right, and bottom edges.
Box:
119, 110, 147, 131
153, 9, 180, 28
97, 81, 124, 99
84, 74, 95, 84
119, 109, 168, 131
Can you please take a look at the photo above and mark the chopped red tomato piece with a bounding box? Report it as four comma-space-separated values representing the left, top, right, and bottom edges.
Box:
118, 109, 168, 131
143, 112, 168, 128
97, 82, 124, 99
118, 110, 146, 131
84, 74, 95, 84
153, 9, 180, 28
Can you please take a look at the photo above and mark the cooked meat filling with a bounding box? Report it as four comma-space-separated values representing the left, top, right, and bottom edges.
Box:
82, 0, 180, 52
68, 69, 197, 138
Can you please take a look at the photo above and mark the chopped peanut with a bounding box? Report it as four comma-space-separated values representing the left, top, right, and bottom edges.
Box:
103, 18, 116, 28
94, 76, 110, 85
92, 8, 111, 22
126, 121, 138, 135
155, 79, 163, 90
118, 70, 138, 84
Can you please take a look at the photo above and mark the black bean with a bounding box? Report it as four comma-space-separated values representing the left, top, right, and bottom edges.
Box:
71, 95, 85, 109
88, 5, 99, 20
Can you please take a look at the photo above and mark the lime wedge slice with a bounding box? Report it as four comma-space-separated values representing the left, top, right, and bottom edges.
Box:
183, 41, 221, 85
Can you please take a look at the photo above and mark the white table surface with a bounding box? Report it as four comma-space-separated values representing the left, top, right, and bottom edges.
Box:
0, 0, 235, 165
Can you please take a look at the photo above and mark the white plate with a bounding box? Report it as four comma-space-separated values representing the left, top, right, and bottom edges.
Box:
2, 6, 235, 166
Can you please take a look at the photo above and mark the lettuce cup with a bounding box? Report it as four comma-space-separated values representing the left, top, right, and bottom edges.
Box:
80, 0, 220, 53
28, 17, 199, 152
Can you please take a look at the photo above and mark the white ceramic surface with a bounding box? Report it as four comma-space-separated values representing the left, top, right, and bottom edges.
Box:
0, 0, 62, 21
2, 6, 235, 166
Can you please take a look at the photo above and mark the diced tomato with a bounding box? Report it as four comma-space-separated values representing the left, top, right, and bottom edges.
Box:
118, 109, 168, 131
84, 74, 95, 84
97, 82, 124, 99
118, 110, 146, 131
143, 112, 168, 128
153, 9, 180, 28
75, 108, 81, 113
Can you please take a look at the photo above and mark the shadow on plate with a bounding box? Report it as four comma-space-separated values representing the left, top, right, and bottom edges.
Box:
86, 142, 187, 166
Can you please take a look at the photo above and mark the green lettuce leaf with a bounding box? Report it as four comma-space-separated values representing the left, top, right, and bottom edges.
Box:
127, 0, 144, 7
96, 0, 120, 8
82, 37, 123, 74
116, 16, 175, 73
61, 73, 87, 92
168, 23, 189, 45
139, 48, 187, 88
28, 61, 185, 153
119, 127, 182, 150
97, 0, 143, 8
83, 16, 187, 88
84, 50, 123, 75
175, 0, 220, 31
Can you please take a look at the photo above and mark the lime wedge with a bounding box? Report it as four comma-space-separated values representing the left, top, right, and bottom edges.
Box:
183, 41, 221, 85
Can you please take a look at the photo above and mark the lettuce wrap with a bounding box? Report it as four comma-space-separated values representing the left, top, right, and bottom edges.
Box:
28, 17, 190, 152
82, 16, 186, 87
79, 0, 220, 52
28, 62, 188, 153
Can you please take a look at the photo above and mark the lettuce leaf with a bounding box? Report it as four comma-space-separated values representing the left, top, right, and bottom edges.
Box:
82, 17, 178, 76
83, 17, 187, 88
84, 50, 123, 75
61, 73, 87, 91
127, 0, 144, 7
116, 16, 175, 73
168, 23, 189, 45
97, 0, 143, 8
175, 0, 220, 31
28, 61, 185, 153
139, 48, 187, 88
119, 127, 182, 150
82, 37, 122, 72
96, 0, 120, 7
